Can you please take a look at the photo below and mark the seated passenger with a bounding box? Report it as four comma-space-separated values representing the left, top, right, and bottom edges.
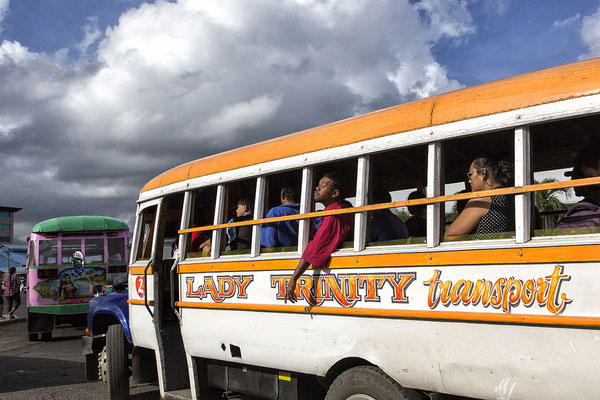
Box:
261, 186, 300, 248
285, 172, 353, 303
370, 189, 408, 242
556, 145, 600, 229
445, 156, 514, 237
405, 190, 426, 237
191, 230, 211, 253
226, 197, 253, 250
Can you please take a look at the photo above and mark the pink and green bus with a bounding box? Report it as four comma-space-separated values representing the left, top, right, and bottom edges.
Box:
26, 216, 130, 340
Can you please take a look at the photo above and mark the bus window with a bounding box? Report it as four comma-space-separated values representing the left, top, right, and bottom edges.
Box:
186, 187, 217, 258
108, 237, 126, 262
158, 193, 184, 260
442, 130, 516, 242
531, 114, 600, 237
312, 159, 357, 250
222, 178, 256, 256
367, 146, 427, 247
260, 170, 302, 254
61, 239, 81, 264
136, 205, 157, 261
85, 238, 105, 264
27, 239, 35, 267
39, 239, 58, 265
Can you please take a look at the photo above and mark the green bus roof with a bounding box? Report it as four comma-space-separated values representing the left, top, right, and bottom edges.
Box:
31, 216, 129, 233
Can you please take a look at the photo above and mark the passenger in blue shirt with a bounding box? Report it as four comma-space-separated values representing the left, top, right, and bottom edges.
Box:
370, 189, 408, 242
261, 187, 300, 248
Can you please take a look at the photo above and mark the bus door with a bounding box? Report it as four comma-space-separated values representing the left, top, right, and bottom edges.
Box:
129, 202, 159, 351
152, 192, 189, 393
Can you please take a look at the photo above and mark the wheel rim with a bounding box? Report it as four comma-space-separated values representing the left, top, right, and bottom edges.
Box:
98, 346, 108, 383
347, 395, 377, 400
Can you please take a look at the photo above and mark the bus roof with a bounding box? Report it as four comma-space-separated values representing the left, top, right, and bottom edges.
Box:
142, 57, 600, 193
31, 216, 129, 233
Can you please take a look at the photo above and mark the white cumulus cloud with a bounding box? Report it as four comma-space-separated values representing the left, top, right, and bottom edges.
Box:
553, 13, 581, 28
580, 6, 600, 59
0, 0, 474, 241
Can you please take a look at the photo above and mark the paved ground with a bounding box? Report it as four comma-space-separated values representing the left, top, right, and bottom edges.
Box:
0, 294, 159, 400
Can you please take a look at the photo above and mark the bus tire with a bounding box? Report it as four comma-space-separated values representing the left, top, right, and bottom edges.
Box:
102, 324, 129, 400
325, 366, 422, 400
28, 333, 38, 341
40, 332, 52, 341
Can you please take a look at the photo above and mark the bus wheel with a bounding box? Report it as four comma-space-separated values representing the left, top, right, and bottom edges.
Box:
325, 366, 422, 400
100, 324, 130, 400
40, 332, 52, 341
28, 333, 38, 341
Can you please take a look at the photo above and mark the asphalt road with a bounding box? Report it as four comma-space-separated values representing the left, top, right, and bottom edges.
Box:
0, 300, 160, 400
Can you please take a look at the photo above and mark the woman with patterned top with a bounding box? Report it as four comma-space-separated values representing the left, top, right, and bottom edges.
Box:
3, 267, 21, 320
445, 156, 514, 238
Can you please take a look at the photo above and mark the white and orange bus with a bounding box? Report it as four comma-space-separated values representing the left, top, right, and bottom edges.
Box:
115, 58, 600, 400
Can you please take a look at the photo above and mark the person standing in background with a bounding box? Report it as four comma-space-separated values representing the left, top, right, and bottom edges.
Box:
3, 267, 21, 320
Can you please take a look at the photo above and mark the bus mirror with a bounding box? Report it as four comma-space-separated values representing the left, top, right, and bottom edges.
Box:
72, 251, 85, 274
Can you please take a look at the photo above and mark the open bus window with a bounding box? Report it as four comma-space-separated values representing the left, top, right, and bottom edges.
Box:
186, 187, 217, 259
221, 178, 256, 256
260, 170, 302, 254
367, 146, 427, 247
442, 130, 516, 242
61, 239, 82, 264
136, 205, 157, 261
158, 193, 184, 260
39, 239, 58, 265
312, 159, 357, 250
85, 238, 105, 263
530, 114, 600, 237
108, 237, 126, 262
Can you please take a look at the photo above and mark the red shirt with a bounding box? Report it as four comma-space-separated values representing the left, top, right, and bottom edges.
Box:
3, 274, 20, 297
302, 200, 353, 268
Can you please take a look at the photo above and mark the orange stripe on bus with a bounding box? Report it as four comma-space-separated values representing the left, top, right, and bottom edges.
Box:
143, 58, 600, 192
177, 244, 600, 273
128, 299, 154, 306
129, 267, 153, 275
174, 301, 600, 328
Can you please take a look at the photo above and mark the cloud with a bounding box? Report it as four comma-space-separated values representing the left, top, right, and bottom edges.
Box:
1, 0, 473, 241
0, 0, 9, 30
76, 16, 102, 56
553, 13, 581, 29
580, 6, 600, 59
413, 0, 476, 42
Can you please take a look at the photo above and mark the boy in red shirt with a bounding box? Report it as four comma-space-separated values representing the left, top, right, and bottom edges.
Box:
285, 172, 353, 303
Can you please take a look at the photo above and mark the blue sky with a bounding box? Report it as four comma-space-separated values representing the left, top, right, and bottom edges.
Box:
1, 0, 599, 241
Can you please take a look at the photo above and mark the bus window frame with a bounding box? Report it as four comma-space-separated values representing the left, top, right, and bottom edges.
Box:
132, 199, 162, 264
177, 176, 600, 258
171, 120, 600, 264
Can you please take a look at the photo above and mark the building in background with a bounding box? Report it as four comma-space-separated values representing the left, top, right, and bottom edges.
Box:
0, 244, 27, 275
0, 206, 22, 244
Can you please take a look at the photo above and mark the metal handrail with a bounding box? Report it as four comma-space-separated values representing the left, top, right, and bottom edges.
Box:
170, 253, 182, 323
178, 177, 600, 234
143, 257, 154, 318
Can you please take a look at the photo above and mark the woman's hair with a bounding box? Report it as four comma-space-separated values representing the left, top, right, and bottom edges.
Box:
8, 266, 16, 275
472, 156, 513, 187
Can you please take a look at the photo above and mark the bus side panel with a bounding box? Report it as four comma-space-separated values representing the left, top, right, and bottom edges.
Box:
177, 261, 600, 399
129, 269, 157, 350
180, 309, 600, 399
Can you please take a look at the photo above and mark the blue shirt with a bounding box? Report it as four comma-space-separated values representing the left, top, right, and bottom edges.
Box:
260, 203, 300, 248
371, 210, 408, 242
